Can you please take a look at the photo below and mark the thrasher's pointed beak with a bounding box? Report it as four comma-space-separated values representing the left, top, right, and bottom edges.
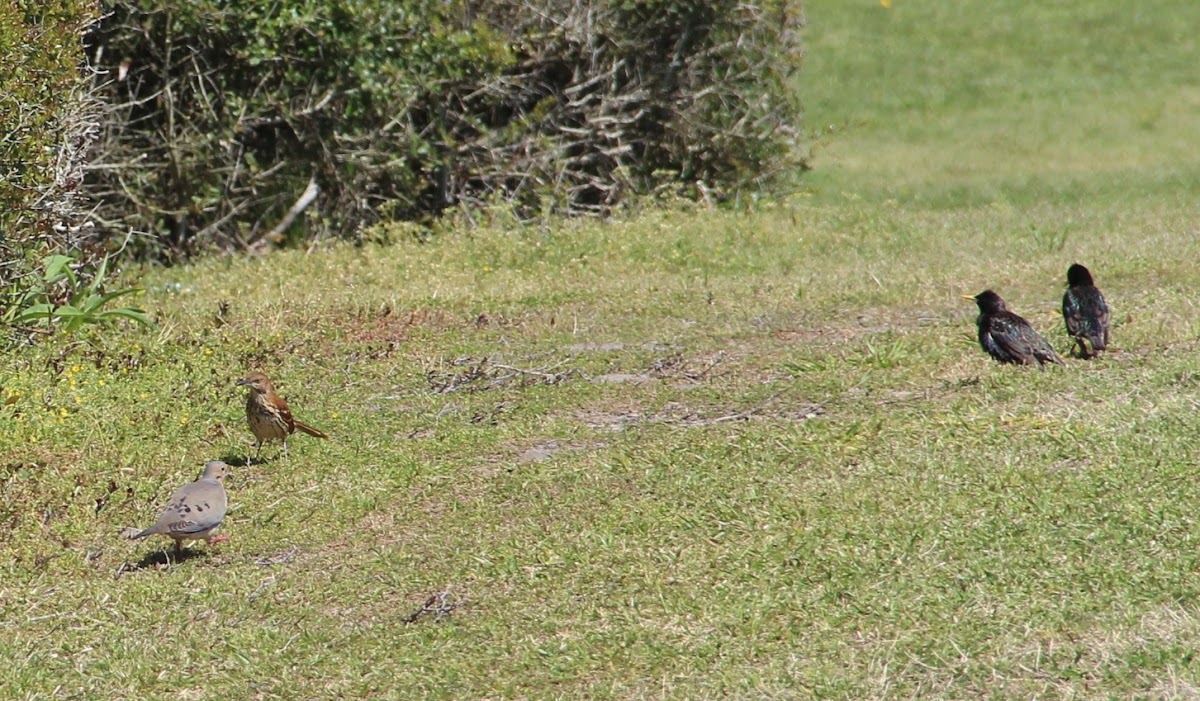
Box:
235, 378, 248, 386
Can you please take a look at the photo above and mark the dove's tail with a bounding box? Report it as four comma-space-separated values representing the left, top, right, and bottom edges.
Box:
293, 419, 329, 439
131, 526, 159, 540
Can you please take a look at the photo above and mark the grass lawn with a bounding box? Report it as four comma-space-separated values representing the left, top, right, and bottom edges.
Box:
4, 0, 1200, 698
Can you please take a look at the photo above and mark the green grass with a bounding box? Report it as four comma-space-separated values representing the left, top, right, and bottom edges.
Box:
801, 0, 1200, 208
5, 0, 1200, 697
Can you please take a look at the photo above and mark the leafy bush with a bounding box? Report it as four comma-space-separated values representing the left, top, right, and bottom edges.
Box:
464, 0, 806, 211
84, 0, 804, 259
85, 0, 513, 259
0, 1, 101, 343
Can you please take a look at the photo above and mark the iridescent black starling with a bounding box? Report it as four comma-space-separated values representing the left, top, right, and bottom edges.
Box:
1062, 263, 1110, 358
964, 290, 1064, 367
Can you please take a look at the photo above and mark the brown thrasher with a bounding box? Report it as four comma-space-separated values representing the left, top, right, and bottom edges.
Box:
236, 372, 329, 460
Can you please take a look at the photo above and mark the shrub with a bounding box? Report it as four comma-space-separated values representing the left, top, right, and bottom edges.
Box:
83, 0, 804, 259
0, 0, 101, 343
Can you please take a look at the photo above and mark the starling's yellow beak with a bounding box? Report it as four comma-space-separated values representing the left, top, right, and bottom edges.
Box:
960, 294, 976, 300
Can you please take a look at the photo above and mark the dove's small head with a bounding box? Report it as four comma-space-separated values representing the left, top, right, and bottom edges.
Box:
201, 460, 230, 482
236, 372, 274, 395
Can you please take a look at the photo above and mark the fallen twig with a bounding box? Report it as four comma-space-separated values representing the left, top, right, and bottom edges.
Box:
402, 591, 462, 624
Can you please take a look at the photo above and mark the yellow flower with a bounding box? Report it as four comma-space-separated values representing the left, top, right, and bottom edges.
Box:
29, 436, 37, 444
59, 407, 68, 416
180, 417, 189, 425
881, 0, 891, 6
203, 348, 214, 356
97, 379, 106, 386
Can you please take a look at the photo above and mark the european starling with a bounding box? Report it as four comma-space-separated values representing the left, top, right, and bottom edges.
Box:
964, 290, 1064, 367
1062, 263, 1110, 358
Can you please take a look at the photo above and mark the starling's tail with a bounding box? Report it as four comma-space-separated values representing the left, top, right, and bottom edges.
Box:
1035, 343, 1065, 367
293, 419, 329, 439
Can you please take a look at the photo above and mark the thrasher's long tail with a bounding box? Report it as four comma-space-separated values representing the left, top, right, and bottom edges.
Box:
293, 419, 329, 439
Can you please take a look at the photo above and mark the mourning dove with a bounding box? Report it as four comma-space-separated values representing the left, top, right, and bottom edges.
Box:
132, 460, 230, 558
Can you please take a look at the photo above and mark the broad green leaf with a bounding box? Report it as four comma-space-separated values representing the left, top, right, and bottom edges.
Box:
14, 303, 56, 323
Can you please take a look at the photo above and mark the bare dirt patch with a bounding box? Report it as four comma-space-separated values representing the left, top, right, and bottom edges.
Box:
590, 373, 652, 385
517, 441, 573, 463
565, 341, 674, 354
774, 308, 953, 346
426, 356, 579, 394
469, 439, 609, 480
575, 396, 824, 433
333, 307, 462, 343
645, 351, 731, 384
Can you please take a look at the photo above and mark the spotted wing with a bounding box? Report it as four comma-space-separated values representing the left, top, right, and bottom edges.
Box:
984, 312, 1062, 366
156, 482, 227, 536
1063, 286, 1110, 350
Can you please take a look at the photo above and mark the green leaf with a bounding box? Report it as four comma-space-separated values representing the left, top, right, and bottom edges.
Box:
50, 305, 86, 332
49, 305, 86, 318
42, 254, 75, 285
14, 303, 56, 324
86, 255, 112, 296
92, 308, 153, 327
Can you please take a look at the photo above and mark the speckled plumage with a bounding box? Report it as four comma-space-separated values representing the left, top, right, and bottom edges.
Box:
237, 372, 328, 461
969, 290, 1064, 367
1062, 263, 1110, 358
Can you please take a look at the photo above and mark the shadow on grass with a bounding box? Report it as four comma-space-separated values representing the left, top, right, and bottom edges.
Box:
217, 453, 285, 468
116, 545, 216, 575
217, 454, 252, 468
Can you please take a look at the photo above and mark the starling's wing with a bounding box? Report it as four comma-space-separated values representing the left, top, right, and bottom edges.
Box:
1064, 287, 1110, 351
1080, 287, 1110, 350
983, 313, 1037, 364
1063, 289, 1086, 339
153, 478, 228, 537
